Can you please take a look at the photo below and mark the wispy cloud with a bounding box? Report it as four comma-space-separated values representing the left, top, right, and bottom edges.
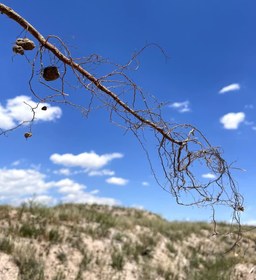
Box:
245, 104, 254, 109
0, 168, 119, 206
220, 112, 245, 129
106, 177, 128, 186
53, 168, 72, 176
169, 101, 190, 113
142, 181, 149, 186
50, 151, 123, 170
90, 189, 100, 195
0, 95, 62, 130
53, 167, 115, 177
219, 83, 240, 94
88, 169, 115, 177
202, 173, 216, 179
11, 160, 21, 166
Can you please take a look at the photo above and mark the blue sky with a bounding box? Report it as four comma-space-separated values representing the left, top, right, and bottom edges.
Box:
0, 0, 256, 223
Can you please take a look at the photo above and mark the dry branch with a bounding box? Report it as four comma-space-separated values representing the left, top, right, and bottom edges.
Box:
0, 3, 244, 233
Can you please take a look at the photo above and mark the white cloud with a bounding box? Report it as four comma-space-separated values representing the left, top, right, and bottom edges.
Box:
88, 169, 115, 177
219, 83, 240, 94
55, 179, 117, 205
59, 192, 118, 205
55, 178, 84, 193
50, 151, 123, 170
202, 173, 216, 179
11, 195, 58, 207
142, 181, 149, 186
0, 168, 53, 199
0, 168, 119, 206
106, 177, 128, 186
29, 195, 57, 206
0, 107, 15, 129
220, 112, 245, 129
169, 101, 190, 113
0, 95, 62, 130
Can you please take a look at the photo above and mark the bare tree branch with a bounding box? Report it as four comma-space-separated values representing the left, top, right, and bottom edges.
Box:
0, 3, 244, 237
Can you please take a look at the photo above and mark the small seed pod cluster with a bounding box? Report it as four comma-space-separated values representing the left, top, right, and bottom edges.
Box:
42, 66, 60, 81
13, 45, 24, 55
13, 38, 35, 55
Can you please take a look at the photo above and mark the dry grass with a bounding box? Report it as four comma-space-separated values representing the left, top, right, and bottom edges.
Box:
0, 202, 255, 279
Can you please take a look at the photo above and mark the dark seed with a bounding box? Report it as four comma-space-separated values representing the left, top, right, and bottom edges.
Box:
42, 66, 60, 81
24, 132, 32, 139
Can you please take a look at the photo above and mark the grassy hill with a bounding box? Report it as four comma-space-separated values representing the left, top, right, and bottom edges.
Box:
0, 203, 255, 280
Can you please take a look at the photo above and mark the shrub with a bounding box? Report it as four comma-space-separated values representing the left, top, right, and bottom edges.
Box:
48, 229, 62, 243
111, 249, 124, 271
13, 245, 45, 280
0, 237, 14, 254
19, 223, 44, 239
56, 252, 67, 264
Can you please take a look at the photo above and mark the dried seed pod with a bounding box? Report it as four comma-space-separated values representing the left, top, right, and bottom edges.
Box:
24, 132, 32, 139
42, 66, 60, 81
13, 44, 24, 55
16, 38, 35, 50
41, 106, 47, 111
237, 206, 244, 212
